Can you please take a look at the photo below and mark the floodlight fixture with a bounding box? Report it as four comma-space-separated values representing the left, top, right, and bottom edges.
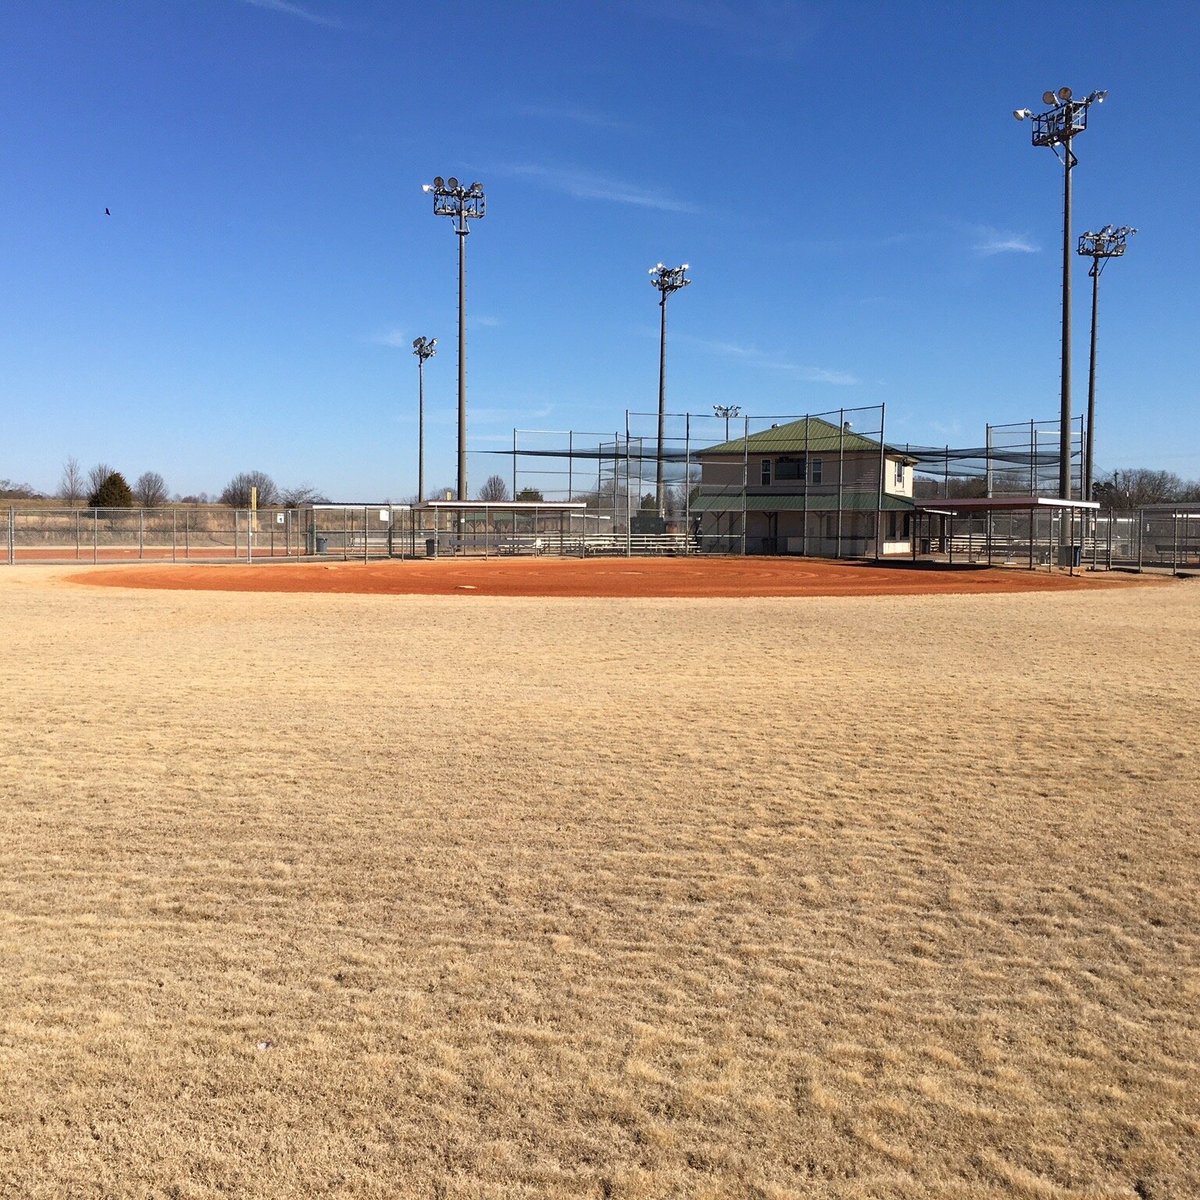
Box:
713, 403, 742, 440
424, 175, 487, 503
648, 262, 693, 517
649, 262, 692, 298
1078, 225, 1135, 262
411, 336, 438, 505
1077, 225, 1136, 502
1012, 85, 1108, 505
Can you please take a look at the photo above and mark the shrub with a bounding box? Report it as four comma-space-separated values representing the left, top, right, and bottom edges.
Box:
88, 472, 134, 508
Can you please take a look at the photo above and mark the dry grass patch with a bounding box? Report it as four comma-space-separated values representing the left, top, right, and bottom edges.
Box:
0, 566, 1198, 1198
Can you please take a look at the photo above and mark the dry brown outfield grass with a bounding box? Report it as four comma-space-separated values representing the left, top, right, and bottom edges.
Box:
0, 565, 1197, 1199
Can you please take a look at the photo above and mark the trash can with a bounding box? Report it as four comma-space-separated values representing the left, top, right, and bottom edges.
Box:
425, 538, 437, 558
315, 535, 329, 554
1057, 545, 1081, 567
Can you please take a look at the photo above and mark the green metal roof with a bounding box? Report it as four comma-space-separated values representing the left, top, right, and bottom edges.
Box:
690, 492, 916, 514
702, 416, 916, 460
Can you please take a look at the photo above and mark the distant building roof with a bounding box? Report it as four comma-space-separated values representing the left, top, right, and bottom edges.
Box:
701, 416, 917, 461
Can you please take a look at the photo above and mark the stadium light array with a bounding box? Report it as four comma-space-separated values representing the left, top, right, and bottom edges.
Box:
1077, 226, 1136, 501
423, 177, 486, 502
1013, 87, 1107, 504
649, 263, 692, 518
412, 336, 437, 505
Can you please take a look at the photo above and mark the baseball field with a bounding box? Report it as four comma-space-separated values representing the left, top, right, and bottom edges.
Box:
1, 559, 1196, 1198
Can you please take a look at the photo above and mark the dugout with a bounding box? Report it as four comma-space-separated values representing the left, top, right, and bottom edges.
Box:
914, 495, 1099, 570
416, 500, 587, 557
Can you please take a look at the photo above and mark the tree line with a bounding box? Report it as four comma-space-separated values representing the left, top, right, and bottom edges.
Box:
0, 460, 331, 508
913, 467, 1200, 508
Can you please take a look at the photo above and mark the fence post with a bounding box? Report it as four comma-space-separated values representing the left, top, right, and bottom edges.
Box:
93, 508, 98, 563
6, 507, 13, 565
139, 509, 144, 560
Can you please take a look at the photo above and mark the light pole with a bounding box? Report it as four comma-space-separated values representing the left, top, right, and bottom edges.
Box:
649, 262, 692, 519
1077, 226, 1135, 502
713, 404, 741, 442
423, 176, 485, 502
411, 336, 437, 504
1013, 87, 1107, 503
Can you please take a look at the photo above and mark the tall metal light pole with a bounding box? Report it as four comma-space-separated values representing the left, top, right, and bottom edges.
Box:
649, 262, 692, 518
1077, 226, 1135, 502
713, 404, 741, 442
411, 336, 437, 503
423, 177, 485, 501
1013, 87, 1107, 502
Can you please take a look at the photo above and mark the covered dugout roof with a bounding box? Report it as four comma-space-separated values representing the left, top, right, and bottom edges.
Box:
914, 496, 1099, 516
417, 500, 586, 512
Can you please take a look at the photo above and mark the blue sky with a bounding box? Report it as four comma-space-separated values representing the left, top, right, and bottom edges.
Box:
2, 0, 1197, 500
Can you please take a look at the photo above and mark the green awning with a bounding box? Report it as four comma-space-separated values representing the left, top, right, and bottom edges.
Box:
690, 492, 916, 514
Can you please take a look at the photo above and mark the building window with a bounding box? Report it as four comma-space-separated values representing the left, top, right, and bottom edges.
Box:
811, 458, 823, 484
894, 460, 905, 486
775, 456, 805, 481
761, 459, 772, 486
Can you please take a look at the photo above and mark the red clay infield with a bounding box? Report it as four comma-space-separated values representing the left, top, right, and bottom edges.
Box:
69, 556, 1153, 599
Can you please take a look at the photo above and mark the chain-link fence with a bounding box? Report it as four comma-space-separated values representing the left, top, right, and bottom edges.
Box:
497, 404, 912, 559
909, 505, 1200, 573
2, 507, 305, 564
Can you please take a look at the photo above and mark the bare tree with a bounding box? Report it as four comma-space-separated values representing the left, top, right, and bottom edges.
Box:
219, 471, 279, 507
279, 483, 327, 507
1093, 469, 1185, 510
0, 479, 41, 499
134, 471, 169, 508
59, 457, 85, 506
477, 474, 510, 503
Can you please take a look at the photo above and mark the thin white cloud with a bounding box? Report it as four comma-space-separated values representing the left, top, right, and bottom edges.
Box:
791, 366, 860, 386
494, 163, 698, 214
369, 317, 495, 347
677, 333, 859, 385
632, 0, 820, 60
235, 0, 341, 27
972, 226, 1039, 255
369, 329, 412, 348
472, 405, 556, 426
515, 102, 631, 132
678, 334, 758, 358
